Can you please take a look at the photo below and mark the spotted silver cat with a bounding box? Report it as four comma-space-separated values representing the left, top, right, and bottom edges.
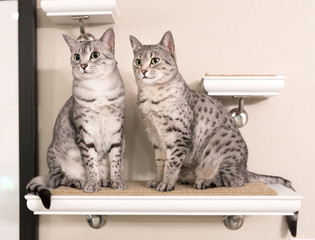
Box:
130, 31, 297, 236
26, 28, 126, 209
130, 31, 293, 191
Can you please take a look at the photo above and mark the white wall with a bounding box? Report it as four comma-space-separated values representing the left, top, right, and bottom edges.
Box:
0, 1, 19, 240
37, 0, 315, 239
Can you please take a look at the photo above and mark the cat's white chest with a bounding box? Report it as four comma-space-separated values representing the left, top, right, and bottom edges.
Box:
92, 107, 122, 153
138, 89, 164, 115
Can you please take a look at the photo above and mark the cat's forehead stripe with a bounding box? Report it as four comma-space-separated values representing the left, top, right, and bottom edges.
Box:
82, 42, 92, 53
138, 45, 159, 58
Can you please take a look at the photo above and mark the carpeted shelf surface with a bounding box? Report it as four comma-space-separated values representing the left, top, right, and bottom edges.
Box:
51, 181, 277, 196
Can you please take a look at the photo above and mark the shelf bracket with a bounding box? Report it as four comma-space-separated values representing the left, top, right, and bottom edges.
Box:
72, 16, 95, 42
86, 215, 107, 229
230, 97, 248, 128
222, 215, 244, 230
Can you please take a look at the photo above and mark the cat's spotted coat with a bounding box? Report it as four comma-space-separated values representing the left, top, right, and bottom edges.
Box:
26, 28, 126, 209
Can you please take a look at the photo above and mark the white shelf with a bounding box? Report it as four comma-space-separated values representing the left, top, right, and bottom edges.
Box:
25, 184, 301, 216
202, 75, 285, 97
41, 0, 120, 24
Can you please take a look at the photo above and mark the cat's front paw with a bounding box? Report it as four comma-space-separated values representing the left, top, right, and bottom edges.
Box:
111, 179, 126, 190
156, 181, 175, 192
147, 179, 161, 188
84, 181, 100, 193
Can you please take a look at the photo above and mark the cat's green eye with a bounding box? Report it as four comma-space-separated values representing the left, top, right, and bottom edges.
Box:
73, 53, 81, 61
91, 51, 100, 59
151, 57, 160, 65
135, 58, 142, 66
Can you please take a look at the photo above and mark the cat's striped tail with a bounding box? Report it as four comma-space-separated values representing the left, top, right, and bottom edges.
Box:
245, 171, 294, 191
246, 171, 297, 237
26, 175, 51, 209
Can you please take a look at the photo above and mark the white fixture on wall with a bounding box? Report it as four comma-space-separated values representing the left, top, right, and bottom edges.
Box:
41, 0, 120, 24
25, 184, 301, 215
203, 75, 285, 97
203, 75, 286, 127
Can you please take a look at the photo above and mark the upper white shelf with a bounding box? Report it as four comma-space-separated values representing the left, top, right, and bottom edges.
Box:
25, 184, 301, 216
41, 0, 120, 24
203, 75, 286, 97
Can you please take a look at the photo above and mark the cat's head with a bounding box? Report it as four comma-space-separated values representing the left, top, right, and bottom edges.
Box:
130, 31, 178, 85
63, 28, 117, 81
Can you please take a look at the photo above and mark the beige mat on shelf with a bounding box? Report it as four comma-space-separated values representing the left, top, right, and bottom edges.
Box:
51, 181, 277, 196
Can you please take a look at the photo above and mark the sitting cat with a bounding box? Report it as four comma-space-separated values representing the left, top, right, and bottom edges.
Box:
27, 28, 126, 209
130, 31, 297, 236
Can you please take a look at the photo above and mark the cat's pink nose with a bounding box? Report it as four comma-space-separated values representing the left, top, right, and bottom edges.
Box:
141, 69, 148, 75
81, 64, 88, 70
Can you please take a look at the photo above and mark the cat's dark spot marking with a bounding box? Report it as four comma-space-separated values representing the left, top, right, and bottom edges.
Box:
213, 140, 220, 146
79, 146, 88, 152
205, 149, 211, 157
216, 112, 219, 119
165, 60, 172, 66
216, 141, 228, 153
221, 132, 228, 137
172, 149, 180, 155
108, 92, 124, 102
74, 115, 82, 120
138, 98, 147, 104
102, 53, 113, 59
76, 138, 86, 146
223, 117, 227, 124
78, 126, 89, 134
166, 144, 174, 149
114, 127, 122, 134
107, 143, 120, 153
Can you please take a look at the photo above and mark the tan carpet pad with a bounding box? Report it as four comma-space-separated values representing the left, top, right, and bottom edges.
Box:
51, 181, 277, 196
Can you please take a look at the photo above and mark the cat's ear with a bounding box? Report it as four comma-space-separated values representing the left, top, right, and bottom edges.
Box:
159, 31, 175, 57
62, 34, 78, 51
100, 28, 115, 53
129, 35, 142, 53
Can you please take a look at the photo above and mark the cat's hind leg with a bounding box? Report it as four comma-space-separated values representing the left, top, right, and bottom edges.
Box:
61, 176, 85, 189
194, 126, 247, 189
194, 152, 223, 190
56, 148, 87, 190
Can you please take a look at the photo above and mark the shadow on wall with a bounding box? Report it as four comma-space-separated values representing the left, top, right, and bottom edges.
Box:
120, 70, 156, 181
